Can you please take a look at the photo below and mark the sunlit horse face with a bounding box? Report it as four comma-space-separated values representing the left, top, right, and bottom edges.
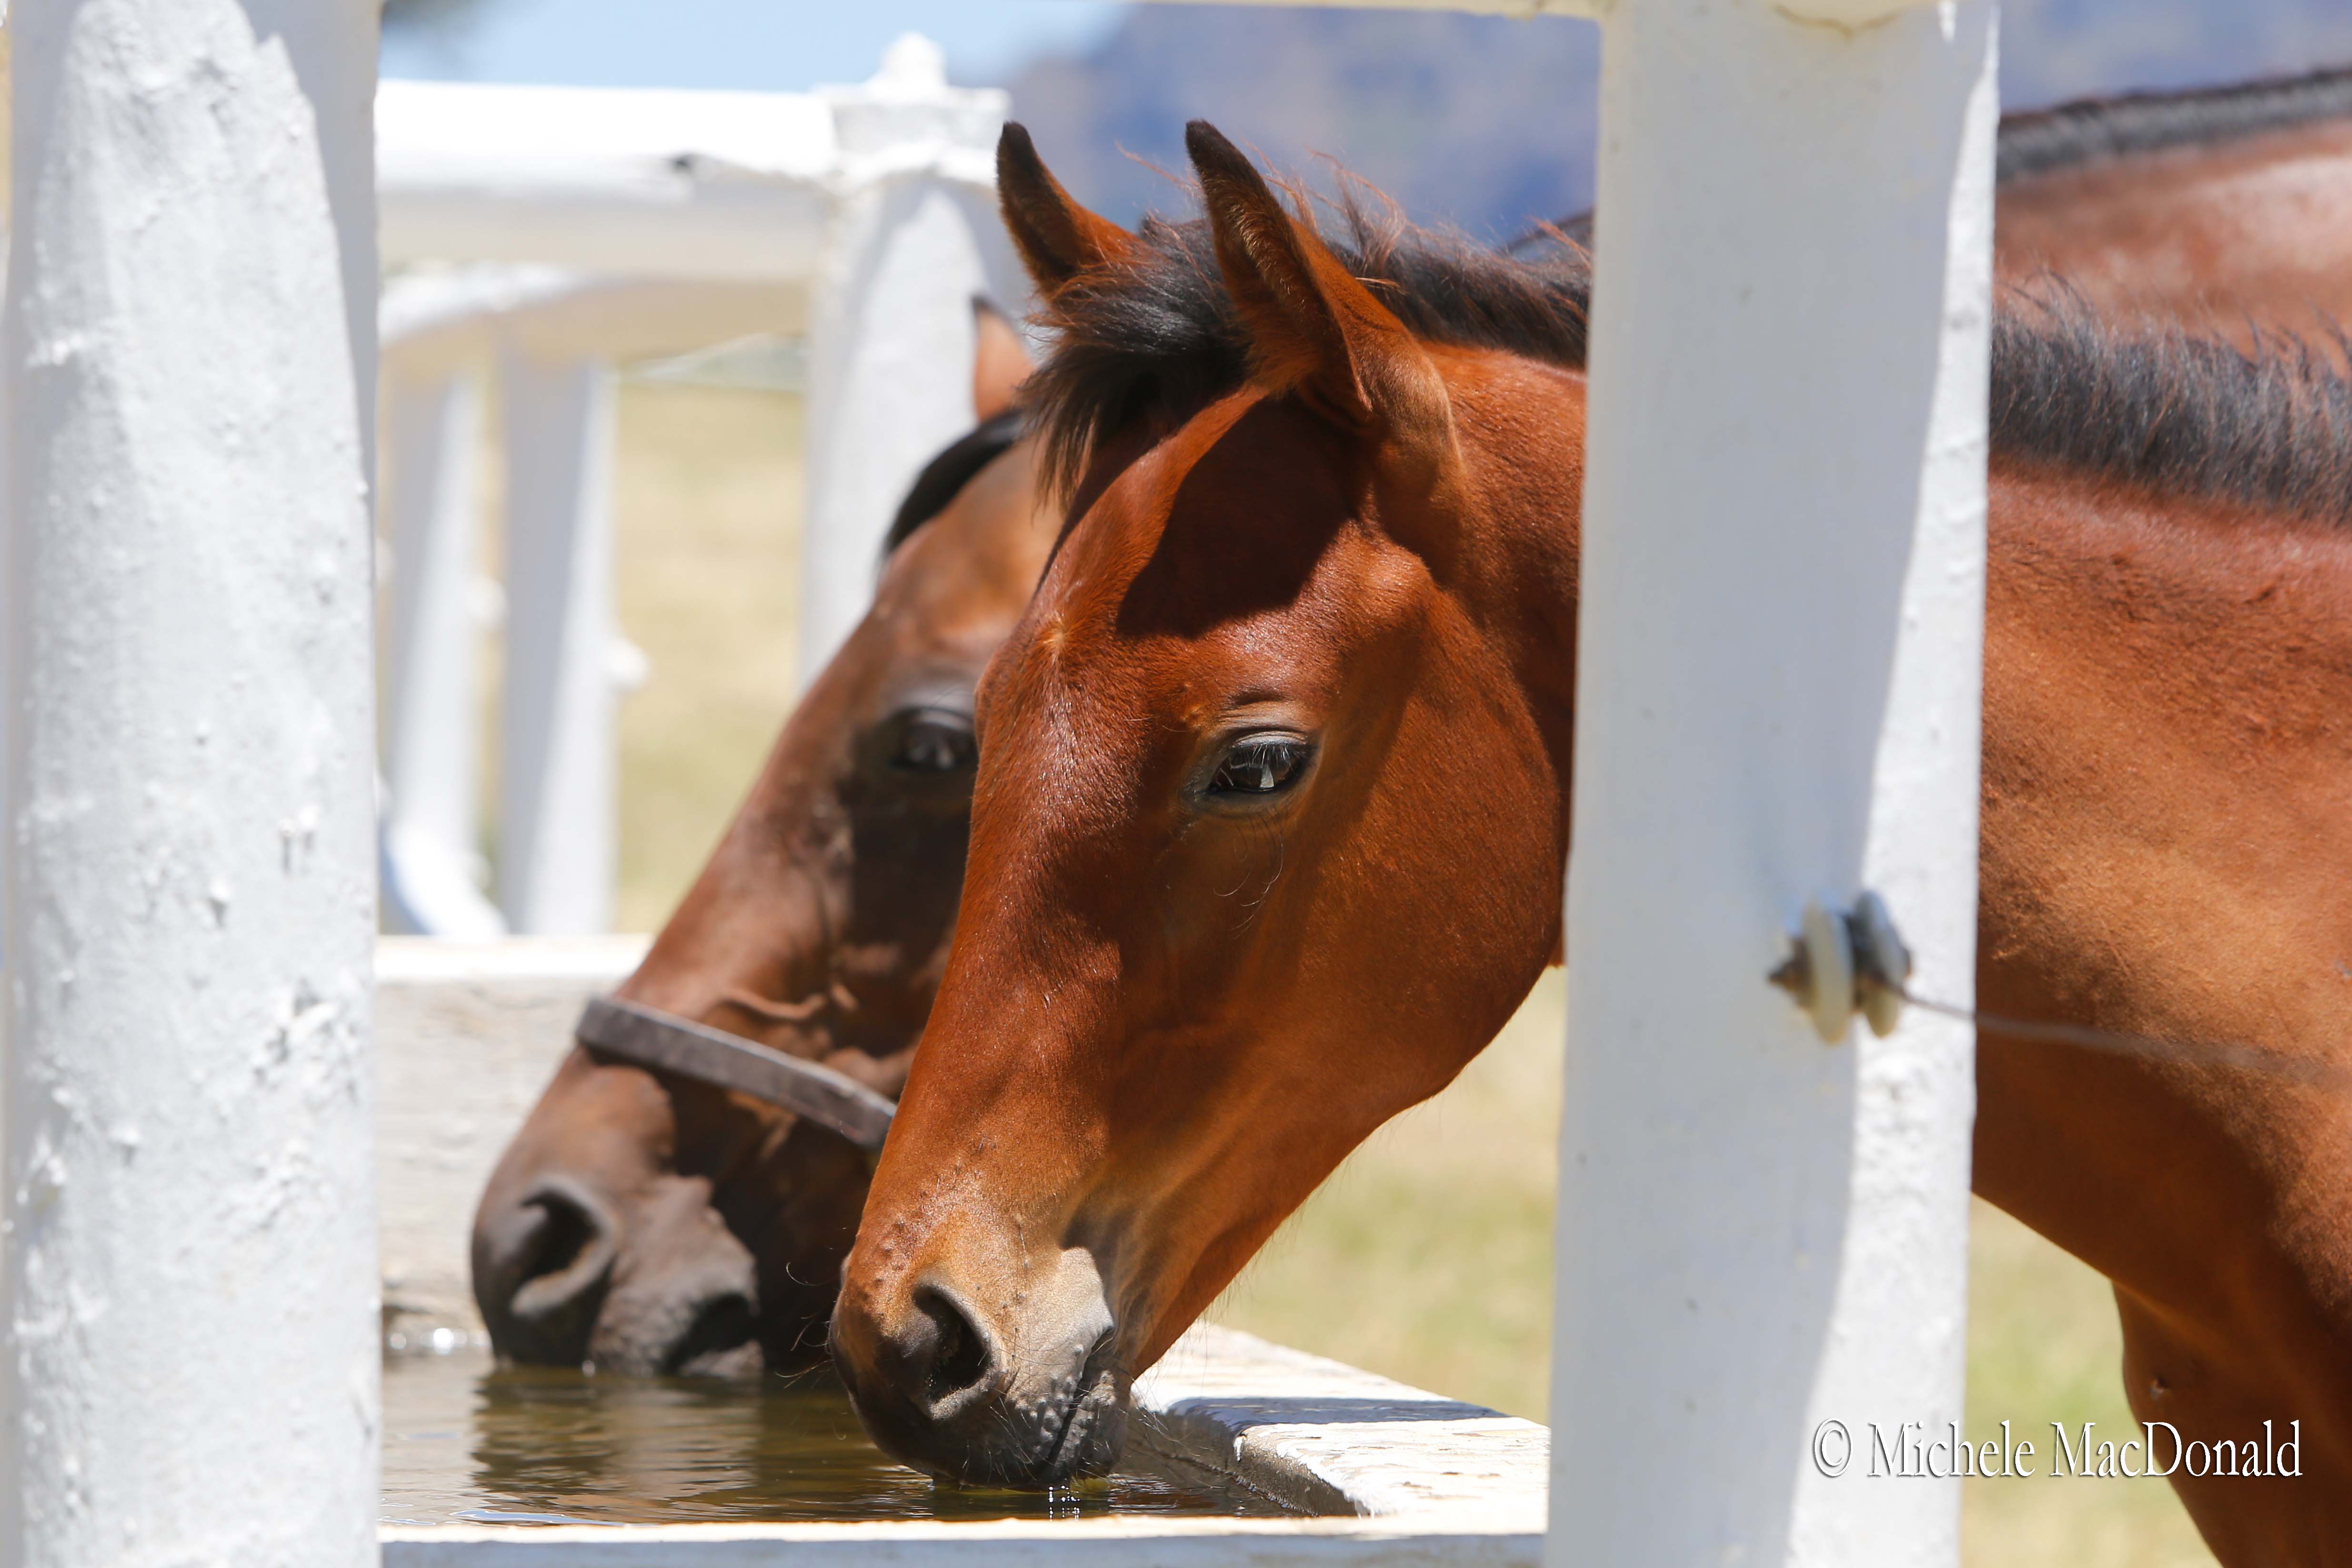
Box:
831, 126, 1584, 1484
472, 316, 1056, 1376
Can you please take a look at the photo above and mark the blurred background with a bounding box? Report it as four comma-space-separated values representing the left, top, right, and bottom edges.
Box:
380, 4, 2352, 1561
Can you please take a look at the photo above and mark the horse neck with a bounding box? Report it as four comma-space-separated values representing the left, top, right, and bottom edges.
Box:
1975, 459, 2352, 1281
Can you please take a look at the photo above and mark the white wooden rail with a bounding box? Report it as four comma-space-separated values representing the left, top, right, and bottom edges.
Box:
374, 36, 1019, 936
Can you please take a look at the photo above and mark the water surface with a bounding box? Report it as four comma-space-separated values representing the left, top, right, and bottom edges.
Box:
382, 1349, 1291, 1526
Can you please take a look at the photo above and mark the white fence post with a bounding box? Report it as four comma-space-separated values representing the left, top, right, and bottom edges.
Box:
1, 0, 382, 1563
1551, 0, 1995, 1562
800, 36, 1006, 686
382, 369, 506, 939
497, 349, 618, 935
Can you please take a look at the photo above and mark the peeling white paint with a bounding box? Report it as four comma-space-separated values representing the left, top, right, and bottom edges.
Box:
0, 1, 382, 1563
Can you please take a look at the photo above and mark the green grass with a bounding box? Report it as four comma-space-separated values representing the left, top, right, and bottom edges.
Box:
600, 380, 2217, 1565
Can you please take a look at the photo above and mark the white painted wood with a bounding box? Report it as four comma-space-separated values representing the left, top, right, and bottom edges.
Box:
383, 371, 505, 939
1147, 0, 1595, 14
799, 36, 1003, 682
1549, 2, 1995, 1564
1139, 1327, 1548, 1526
377, 80, 839, 282
373, 76, 1000, 285
0, 0, 382, 1563
1148, 0, 1953, 25
381, 268, 805, 379
497, 351, 620, 934
384, 1519, 1535, 1567
798, 182, 986, 680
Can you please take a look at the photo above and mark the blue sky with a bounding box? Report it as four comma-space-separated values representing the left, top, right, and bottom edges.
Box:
381, 0, 1132, 90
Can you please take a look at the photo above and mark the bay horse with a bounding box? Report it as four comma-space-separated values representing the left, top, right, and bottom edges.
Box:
830, 123, 2352, 1563
471, 66, 2352, 1388
469, 309, 1055, 1374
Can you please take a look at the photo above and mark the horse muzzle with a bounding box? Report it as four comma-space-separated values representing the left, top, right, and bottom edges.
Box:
831, 1245, 1129, 1487
473, 1168, 766, 1377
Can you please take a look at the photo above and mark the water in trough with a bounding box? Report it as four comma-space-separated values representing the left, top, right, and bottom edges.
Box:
381, 1349, 1293, 1526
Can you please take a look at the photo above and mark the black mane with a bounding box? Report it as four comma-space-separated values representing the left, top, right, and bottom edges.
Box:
1027, 197, 1591, 492
883, 409, 1026, 559
1031, 195, 2352, 525
1997, 64, 2352, 184
1990, 301, 2352, 521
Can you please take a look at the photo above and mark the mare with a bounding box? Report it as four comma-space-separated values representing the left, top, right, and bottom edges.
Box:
831, 123, 2352, 1563
470, 306, 1056, 1374
474, 64, 2352, 1385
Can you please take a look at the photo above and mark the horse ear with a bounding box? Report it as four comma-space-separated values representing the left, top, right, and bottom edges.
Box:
998, 123, 1135, 298
971, 298, 1032, 422
1184, 120, 1429, 434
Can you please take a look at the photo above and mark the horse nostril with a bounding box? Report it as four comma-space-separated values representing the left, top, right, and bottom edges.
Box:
487, 1180, 618, 1363
520, 1192, 595, 1281
913, 1285, 994, 1409
511, 1186, 614, 1307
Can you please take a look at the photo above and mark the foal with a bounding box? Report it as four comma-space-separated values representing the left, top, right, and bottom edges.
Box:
833, 125, 2352, 1562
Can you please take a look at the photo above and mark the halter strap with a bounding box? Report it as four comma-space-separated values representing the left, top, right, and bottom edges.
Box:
574, 996, 896, 1153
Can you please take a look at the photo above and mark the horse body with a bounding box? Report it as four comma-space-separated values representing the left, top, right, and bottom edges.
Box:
832, 124, 2352, 1559
1975, 463, 2352, 1555
1994, 70, 2352, 347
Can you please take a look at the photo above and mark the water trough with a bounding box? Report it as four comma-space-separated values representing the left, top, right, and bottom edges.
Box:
376, 938, 1548, 1563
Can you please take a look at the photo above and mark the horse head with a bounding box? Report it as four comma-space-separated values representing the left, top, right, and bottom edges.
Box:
831, 124, 1589, 1483
471, 304, 1055, 1375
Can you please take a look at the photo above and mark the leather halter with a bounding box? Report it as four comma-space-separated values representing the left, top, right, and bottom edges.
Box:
574, 996, 896, 1153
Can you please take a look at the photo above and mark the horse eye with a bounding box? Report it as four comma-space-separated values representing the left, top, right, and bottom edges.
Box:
1209, 736, 1312, 797
891, 712, 975, 774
